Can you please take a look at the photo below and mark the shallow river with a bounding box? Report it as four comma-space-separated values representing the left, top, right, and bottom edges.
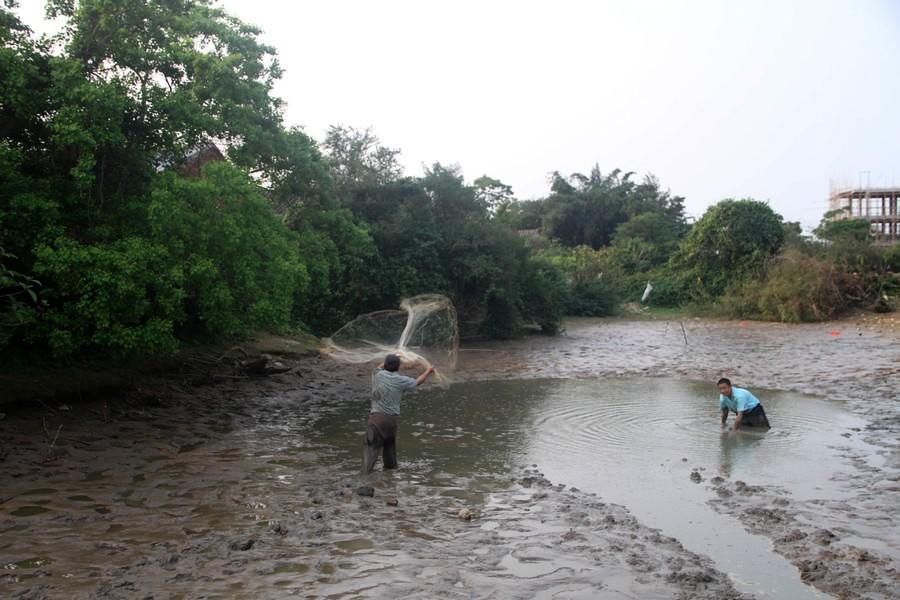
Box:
314, 376, 876, 599
2, 317, 899, 598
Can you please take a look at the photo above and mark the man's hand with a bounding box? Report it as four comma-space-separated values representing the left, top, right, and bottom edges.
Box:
415, 365, 436, 386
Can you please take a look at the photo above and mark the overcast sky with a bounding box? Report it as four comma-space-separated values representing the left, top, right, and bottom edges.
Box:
17, 1, 900, 229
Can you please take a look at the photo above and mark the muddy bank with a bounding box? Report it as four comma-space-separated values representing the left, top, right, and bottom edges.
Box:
454, 316, 900, 599
1, 351, 747, 599
2, 315, 900, 599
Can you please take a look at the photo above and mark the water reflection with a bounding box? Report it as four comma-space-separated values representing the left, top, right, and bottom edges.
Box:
340, 376, 864, 599
718, 429, 768, 478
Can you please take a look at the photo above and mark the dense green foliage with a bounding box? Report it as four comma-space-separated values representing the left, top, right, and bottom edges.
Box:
670, 199, 786, 302
2, 1, 897, 367
323, 130, 565, 336
0, 0, 336, 361
0, 1, 567, 364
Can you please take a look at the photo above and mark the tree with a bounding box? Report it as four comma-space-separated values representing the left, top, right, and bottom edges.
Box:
814, 211, 872, 244
323, 125, 403, 197
541, 166, 686, 249
612, 211, 683, 271
673, 199, 785, 300
473, 175, 515, 215
0, 0, 339, 359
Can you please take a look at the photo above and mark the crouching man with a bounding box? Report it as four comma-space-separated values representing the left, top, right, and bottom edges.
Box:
717, 377, 771, 431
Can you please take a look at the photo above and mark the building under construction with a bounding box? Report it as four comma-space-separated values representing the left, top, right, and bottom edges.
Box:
827, 185, 900, 244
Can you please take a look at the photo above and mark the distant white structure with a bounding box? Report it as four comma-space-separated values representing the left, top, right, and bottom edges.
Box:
828, 178, 899, 245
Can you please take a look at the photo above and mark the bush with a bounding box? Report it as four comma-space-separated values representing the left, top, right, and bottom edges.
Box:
520, 254, 569, 333
673, 199, 785, 301
720, 250, 857, 322
147, 163, 309, 340
568, 279, 618, 317
31, 237, 184, 357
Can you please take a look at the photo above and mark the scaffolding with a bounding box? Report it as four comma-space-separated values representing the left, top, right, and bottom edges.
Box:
828, 181, 900, 245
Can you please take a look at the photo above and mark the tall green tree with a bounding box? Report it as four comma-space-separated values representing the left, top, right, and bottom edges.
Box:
672, 199, 785, 301
542, 166, 686, 249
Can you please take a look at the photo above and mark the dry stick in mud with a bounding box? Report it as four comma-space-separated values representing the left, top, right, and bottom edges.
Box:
680, 321, 689, 345
41, 417, 62, 461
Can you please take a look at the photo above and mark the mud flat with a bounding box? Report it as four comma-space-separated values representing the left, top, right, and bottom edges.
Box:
455, 316, 900, 599
1, 316, 899, 598
0, 353, 746, 599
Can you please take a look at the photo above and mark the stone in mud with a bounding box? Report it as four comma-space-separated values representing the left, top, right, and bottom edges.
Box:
310, 511, 323, 520
357, 486, 375, 497
689, 471, 702, 483
744, 507, 783, 523
385, 497, 399, 507
778, 529, 807, 543
848, 546, 874, 562
813, 529, 836, 545
710, 476, 725, 485
269, 522, 289, 535
229, 539, 255, 551
799, 559, 827, 581
665, 569, 715, 585
458, 508, 474, 521
160, 553, 179, 568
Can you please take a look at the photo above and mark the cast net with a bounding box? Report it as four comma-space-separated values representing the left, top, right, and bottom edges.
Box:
322, 294, 459, 383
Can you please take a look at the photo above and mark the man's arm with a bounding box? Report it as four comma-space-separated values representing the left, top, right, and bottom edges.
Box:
415, 366, 436, 386
721, 408, 729, 428
732, 411, 744, 431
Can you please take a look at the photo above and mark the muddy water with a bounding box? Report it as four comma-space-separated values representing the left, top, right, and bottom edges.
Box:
315, 377, 873, 598
2, 316, 899, 599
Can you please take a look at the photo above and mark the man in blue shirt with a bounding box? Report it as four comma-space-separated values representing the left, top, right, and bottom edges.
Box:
363, 353, 435, 474
717, 378, 771, 431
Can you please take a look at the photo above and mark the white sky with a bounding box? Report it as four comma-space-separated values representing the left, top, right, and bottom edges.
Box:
16, 0, 900, 229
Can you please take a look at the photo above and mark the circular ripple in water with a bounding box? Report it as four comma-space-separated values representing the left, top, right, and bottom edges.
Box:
405, 377, 869, 500
505, 377, 868, 498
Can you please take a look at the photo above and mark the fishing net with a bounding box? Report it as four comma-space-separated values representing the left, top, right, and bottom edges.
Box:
323, 294, 459, 382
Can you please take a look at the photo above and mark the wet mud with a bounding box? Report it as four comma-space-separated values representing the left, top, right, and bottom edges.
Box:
1, 316, 899, 598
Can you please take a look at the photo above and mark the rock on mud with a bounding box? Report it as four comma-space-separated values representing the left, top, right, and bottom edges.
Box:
357, 486, 375, 497
458, 508, 474, 521
228, 539, 255, 551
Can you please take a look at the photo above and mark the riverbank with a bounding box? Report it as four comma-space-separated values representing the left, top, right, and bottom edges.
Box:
2, 313, 899, 598
2, 349, 749, 599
